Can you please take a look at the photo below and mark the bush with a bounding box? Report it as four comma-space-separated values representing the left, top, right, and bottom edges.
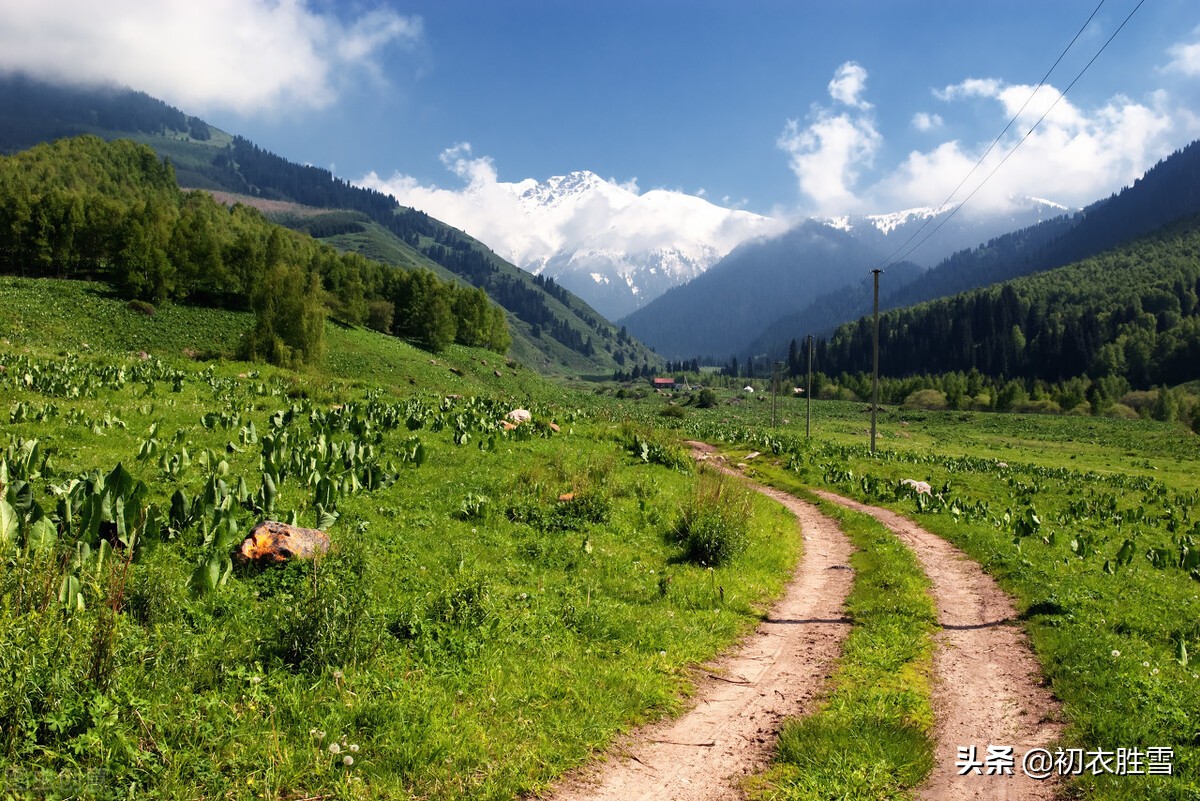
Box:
659, 404, 686, 419
671, 471, 751, 566
126, 298, 156, 316
903, 389, 947, 410
697, 388, 718, 408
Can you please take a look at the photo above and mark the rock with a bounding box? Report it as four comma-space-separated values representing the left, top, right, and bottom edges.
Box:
507, 409, 532, 424
494, 370, 503, 378
138, 351, 150, 360
500, 421, 518, 431
239, 521, 330, 563
745, 451, 761, 460
548, 422, 560, 433
900, 479, 932, 496
449, 367, 464, 376
558, 492, 575, 502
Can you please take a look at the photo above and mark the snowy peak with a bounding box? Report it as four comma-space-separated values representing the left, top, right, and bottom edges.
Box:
815, 196, 1074, 266
512, 170, 627, 209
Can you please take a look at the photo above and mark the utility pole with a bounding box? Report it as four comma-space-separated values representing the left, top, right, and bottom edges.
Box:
771, 361, 782, 427
806, 334, 813, 439
871, 269, 882, 455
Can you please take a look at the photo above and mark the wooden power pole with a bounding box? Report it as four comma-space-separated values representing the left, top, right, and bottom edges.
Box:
806, 334, 813, 439
871, 269, 882, 455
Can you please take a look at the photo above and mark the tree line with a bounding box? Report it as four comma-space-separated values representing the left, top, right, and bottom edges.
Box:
0, 136, 510, 366
810, 216, 1200, 391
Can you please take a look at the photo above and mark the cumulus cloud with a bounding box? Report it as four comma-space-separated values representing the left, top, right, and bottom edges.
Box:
912, 112, 944, 132
828, 61, 872, 110
873, 77, 1183, 213
777, 61, 882, 215
781, 57, 1197, 218
1165, 30, 1200, 76
0, 0, 421, 113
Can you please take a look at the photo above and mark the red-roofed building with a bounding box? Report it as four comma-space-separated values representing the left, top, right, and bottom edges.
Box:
650, 377, 677, 390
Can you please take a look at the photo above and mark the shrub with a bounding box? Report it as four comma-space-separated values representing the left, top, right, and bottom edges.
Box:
659, 403, 686, 419
126, 298, 156, 316
903, 389, 947, 410
696, 388, 718, 408
671, 471, 751, 566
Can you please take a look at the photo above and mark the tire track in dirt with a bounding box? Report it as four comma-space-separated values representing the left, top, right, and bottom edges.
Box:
815, 489, 1064, 801
543, 446, 856, 801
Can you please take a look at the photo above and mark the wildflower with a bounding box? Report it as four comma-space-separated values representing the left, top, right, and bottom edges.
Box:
349, 744, 360, 753
329, 743, 341, 755
1152, 668, 1160, 675
343, 755, 354, 766
250, 675, 262, 685
1111, 650, 1121, 658
1143, 661, 1151, 668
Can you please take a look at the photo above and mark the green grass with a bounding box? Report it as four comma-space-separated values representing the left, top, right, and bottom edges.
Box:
0, 316, 799, 799
6, 274, 1200, 799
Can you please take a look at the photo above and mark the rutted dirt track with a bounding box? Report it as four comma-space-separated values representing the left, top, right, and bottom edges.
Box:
815, 490, 1064, 801
545, 445, 857, 801
543, 447, 1062, 801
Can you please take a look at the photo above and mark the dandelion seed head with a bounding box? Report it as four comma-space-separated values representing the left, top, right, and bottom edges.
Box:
1111, 650, 1121, 658
328, 743, 341, 754
1144, 661, 1151, 668
350, 743, 360, 753
343, 755, 354, 766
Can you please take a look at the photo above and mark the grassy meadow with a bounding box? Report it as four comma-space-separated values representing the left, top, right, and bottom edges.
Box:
2, 276, 1199, 800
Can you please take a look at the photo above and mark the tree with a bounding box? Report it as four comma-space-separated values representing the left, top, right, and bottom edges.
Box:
241, 262, 326, 368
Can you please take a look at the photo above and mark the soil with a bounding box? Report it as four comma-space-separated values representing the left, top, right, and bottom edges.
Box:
541, 446, 1062, 801
815, 490, 1064, 801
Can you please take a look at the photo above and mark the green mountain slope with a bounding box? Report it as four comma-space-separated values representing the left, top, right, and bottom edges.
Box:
814, 215, 1200, 389
0, 74, 660, 377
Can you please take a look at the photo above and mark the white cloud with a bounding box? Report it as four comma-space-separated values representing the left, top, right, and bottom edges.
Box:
873, 77, 1184, 213
828, 61, 872, 110
777, 62, 881, 215
912, 112, 944, 132
0, 0, 421, 114
1165, 31, 1200, 76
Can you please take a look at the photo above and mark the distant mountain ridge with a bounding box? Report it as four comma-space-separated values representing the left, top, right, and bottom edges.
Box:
625, 141, 1200, 365
0, 73, 661, 376
404, 168, 778, 320
619, 220, 918, 360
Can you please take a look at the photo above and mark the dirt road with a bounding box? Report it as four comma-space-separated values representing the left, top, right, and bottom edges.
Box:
543, 448, 1062, 801
545, 450, 856, 801
816, 490, 1063, 801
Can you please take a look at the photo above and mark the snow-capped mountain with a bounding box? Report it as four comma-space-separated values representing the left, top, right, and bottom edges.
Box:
502, 171, 777, 319
819, 197, 1072, 266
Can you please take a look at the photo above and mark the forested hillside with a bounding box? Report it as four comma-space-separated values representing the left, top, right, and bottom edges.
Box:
0, 75, 660, 376
0, 136, 509, 365
884, 141, 1200, 312
816, 215, 1200, 389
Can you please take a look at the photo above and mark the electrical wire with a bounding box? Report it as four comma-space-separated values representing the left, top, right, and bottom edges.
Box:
884, 0, 1147, 269
874, 0, 1142, 272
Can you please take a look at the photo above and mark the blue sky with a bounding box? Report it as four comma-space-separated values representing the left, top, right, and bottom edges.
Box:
3, 0, 1199, 217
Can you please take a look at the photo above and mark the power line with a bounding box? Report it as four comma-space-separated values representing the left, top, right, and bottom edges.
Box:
876, 0, 1137, 271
